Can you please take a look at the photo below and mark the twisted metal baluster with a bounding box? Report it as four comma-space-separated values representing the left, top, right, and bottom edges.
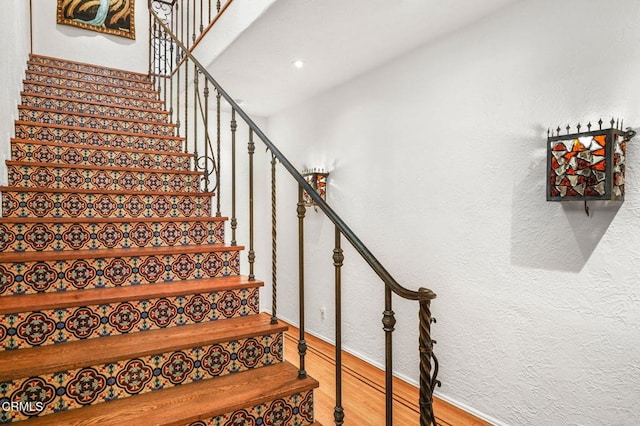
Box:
419, 290, 440, 426
270, 153, 278, 324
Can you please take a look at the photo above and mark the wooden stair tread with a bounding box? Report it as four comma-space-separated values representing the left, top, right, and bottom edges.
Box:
11, 138, 192, 157
7, 160, 202, 175
29, 54, 151, 79
15, 120, 182, 141
0, 313, 285, 381
21, 91, 170, 116
0, 275, 262, 314
17, 105, 176, 127
0, 243, 243, 263
22, 361, 318, 426
0, 216, 226, 224
0, 186, 215, 197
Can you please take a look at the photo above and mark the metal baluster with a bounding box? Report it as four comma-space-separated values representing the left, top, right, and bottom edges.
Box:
176, 1, 182, 136
208, 0, 212, 23
297, 185, 307, 379
270, 153, 278, 324
148, 4, 152, 77
169, 11, 174, 123
333, 227, 345, 425
175, 53, 181, 137
186, 0, 190, 49
230, 109, 237, 245
180, 0, 184, 48
184, 57, 189, 153
247, 129, 255, 279
151, 20, 157, 89
192, 0, 196, 43
217, 0, 221, 12
200, 0, 204, 34
163, 27, 168, 107
157, 22, 162, 97
382, 286, 396, 426
215, 91, 221, 216
203, 79, 210, 192
193, 65, 198, 171
419, 289, 439, 426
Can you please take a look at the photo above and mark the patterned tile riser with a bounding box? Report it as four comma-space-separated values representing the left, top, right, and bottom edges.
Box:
23, 83, 164, 110
2, 192, 212, 219
11, 142, 191, 171
0, 250, 240, 296
19, 109, 175, 136
190, 391, 315, 426
25, 73, 159, 100
0, 333, 284, 422
26, 65, 154, 90
0, 287, 259, 350
0, 220, 224, 253
28, 57, 151, 82
15, 124, 183, 152
7, 165, 202, 193
20, 95, 169, 123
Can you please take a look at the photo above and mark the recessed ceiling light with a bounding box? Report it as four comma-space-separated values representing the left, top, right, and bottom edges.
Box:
292, 60, 305, 69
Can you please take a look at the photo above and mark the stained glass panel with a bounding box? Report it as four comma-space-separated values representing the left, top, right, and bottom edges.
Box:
547, 127, 627, 202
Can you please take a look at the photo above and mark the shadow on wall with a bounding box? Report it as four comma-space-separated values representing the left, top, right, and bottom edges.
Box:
510, 138, 620, 273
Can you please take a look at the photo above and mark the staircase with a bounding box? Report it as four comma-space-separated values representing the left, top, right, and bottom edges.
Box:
0, 54, 318, 425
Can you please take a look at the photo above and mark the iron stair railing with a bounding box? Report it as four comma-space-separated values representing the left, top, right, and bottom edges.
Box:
148, 2, 439, 424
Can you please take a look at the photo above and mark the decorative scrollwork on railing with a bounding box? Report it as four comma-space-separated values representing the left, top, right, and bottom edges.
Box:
150, 0, 176, 76
150, 0, 174, 25
196, 154, 218, 191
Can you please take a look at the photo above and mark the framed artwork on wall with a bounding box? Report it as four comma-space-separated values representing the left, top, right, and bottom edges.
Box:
57, 0, 136, 40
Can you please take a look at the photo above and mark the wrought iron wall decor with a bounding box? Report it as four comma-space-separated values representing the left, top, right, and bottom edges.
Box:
547, 119, 635, 215
302, 168, 329, 207
57, 0, 135, 40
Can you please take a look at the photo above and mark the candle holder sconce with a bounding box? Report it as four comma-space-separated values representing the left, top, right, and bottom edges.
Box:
302, 168, 329, 209
547, 118, 635, 216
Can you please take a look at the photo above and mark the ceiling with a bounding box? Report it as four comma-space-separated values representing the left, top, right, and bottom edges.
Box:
207, 0, 521, 117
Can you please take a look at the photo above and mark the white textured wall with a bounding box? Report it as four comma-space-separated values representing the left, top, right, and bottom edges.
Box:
264, 0, 640, 424
194, 0, 278, 69
0, 1, 31, 187
31, 0, 149, 73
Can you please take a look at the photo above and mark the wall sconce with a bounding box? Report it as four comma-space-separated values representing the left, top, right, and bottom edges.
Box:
547, 118, 635, 215
302, 168, 329, 208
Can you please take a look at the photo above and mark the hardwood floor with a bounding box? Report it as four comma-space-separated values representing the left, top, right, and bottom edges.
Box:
282, 321, 489, 426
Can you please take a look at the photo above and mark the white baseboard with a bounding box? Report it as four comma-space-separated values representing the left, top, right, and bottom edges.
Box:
275, 313, 509, 426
